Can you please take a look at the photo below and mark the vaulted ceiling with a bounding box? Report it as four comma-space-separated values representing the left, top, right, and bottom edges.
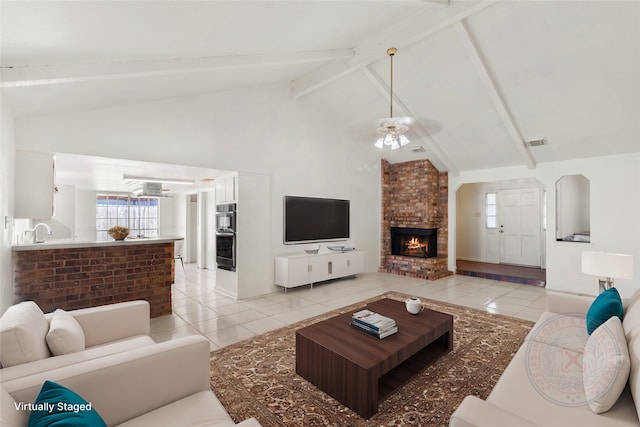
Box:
1, 0, 639, 176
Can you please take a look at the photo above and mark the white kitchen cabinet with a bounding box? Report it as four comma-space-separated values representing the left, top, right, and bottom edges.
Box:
214, 172, 272, 300
215, 174, 236, 204
275, 250, 364, 290
15, 151, 56, 219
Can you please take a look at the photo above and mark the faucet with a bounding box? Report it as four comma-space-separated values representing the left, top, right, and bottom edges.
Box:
25, 223, 53, 243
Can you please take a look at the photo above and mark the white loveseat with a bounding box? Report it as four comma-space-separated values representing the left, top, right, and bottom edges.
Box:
1, 335, 261, 426
0, 300, 155, 382
450, 290, 640, 426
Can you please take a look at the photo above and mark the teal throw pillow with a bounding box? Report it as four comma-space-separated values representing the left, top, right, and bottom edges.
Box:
28, 380, 107, 427
586, 287, 624, 335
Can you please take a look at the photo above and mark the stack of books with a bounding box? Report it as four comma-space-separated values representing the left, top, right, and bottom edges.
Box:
351, 309, 398, 339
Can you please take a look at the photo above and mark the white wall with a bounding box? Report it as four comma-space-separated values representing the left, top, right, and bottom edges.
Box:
47, 183, 74, 239
158, 197, 177, 236
172, 193, 188, 260
456, 183, 486, 262
450, 153, 640, 297
11, 182, 74, 244
75, 189, 97, 241
0, 94, 16, 313
14, 83, 383, 278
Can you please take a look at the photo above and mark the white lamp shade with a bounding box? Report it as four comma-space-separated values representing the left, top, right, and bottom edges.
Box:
582, 251, 634, 279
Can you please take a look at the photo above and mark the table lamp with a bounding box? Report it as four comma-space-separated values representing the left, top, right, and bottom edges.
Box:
582, 251, 634, 294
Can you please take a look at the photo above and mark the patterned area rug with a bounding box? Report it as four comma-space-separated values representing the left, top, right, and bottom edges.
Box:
209, 292, 534, 426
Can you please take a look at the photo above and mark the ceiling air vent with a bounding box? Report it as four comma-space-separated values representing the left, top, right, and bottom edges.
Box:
410, 145, 426, 153
525, 137, 549, 148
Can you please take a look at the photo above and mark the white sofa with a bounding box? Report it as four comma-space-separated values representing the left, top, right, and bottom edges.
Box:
450, 290, 640, 426
1, 335, 261, 426
0, 300, 155, 382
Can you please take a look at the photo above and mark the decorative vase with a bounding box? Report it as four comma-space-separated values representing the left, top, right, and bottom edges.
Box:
109, 231, 129, 241
405, 298, 422, 314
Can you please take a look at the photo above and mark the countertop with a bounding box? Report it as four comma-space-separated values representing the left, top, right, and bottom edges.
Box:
12, 236, 184, 251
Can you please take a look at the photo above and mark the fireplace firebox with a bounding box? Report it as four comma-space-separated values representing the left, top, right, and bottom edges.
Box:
391, 227, 437, 259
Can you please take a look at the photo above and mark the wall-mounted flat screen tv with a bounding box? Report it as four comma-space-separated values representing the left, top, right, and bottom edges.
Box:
284, 196, 350, 244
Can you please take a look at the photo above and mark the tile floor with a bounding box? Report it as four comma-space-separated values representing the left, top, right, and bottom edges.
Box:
150, 263, 547, 351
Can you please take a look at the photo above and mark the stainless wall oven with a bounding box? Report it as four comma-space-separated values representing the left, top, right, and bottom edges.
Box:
216, 233, 235, 271
216, 203, 236, 234
216, 203, 236, 271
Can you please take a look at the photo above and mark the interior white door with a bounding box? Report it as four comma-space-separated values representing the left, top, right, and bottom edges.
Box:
498, 188, 542, 267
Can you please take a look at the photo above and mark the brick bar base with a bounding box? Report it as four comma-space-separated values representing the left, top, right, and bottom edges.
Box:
13, 242, 174, 318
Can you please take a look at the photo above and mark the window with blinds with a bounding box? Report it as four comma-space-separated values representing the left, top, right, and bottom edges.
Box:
96, 194, 159, 240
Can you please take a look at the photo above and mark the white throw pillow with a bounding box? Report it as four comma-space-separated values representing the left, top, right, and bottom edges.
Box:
583, 316, 630, 414
0, 301, 51, 367
627, 335, 640, 422
623, 289, 640, 342
46, 309, 86, 356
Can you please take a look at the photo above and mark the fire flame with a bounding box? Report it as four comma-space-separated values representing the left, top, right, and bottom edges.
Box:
406, 236, 427, 252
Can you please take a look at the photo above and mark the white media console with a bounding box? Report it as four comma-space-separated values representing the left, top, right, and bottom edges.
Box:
274, 250, 364, 291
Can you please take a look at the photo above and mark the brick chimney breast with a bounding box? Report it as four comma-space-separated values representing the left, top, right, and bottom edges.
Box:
380, 159, 451, 280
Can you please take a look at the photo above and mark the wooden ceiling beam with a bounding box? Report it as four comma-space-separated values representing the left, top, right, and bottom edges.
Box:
289, 0, 496, 99
362, 65, 460, 175
453, 20, 536, 170
194, 0, 449, 4
0, 49, 355, 88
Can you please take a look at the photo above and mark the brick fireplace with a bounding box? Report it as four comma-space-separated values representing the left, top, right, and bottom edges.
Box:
380, 159, 452, 280
391, 227, 438, 259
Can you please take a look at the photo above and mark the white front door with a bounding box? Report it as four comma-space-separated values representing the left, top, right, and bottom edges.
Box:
498, 188, 542, 267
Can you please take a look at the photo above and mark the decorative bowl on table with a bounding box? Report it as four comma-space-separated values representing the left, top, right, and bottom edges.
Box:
304, 246, 320, 254
108, 226, 129, 241
327, 245, 354, 252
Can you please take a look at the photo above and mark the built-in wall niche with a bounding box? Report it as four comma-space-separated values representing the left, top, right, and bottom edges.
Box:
555, 174, 590, 242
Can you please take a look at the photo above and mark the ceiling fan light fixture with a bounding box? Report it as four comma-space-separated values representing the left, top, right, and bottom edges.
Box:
374, 48, 413, 151
374, 117, 412, 149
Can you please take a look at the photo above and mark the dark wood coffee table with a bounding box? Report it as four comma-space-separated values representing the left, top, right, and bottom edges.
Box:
295, 298, 453, 418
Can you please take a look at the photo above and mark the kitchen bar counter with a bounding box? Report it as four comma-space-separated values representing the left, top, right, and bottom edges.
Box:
12, 236, 183, 251
12, 237, 183, 317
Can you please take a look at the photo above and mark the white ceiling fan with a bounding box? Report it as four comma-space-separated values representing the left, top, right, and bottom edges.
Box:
373, 48, 414, 150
